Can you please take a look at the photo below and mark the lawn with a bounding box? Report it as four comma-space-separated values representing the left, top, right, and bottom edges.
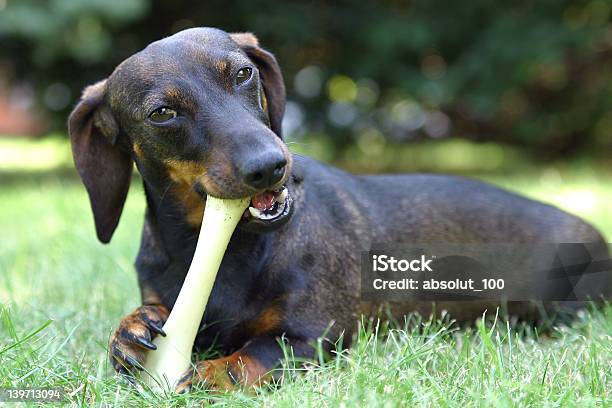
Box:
0, 137, 610, 407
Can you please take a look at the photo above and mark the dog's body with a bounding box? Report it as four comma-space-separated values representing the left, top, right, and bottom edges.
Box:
68, 27, 606, 391
141, 154, 604, 350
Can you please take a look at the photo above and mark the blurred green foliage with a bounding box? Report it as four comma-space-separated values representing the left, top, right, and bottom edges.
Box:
1, 0, 612, 158
0, 0, 148, 64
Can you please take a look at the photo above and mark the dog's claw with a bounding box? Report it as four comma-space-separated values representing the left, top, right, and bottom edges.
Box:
147, 321, 166, 337
133, 336, 157, 350
175, 369, 195, 394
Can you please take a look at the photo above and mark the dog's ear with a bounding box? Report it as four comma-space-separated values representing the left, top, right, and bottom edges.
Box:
231, 33, 286, 138
68, 80, 133, 244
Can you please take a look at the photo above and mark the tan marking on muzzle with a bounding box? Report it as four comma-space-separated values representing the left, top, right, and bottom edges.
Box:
165, 160, 207, 227
164, 157, 239, 227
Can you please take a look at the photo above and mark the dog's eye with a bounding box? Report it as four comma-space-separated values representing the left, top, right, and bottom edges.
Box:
236, 67, 253, 85
149, 107, 177, 123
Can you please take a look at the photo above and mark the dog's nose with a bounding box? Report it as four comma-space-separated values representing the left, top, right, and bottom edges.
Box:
242, 152, 287, 190
243, 153, 287, 190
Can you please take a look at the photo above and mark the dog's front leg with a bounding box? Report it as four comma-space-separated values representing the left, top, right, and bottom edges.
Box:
175, 335, 314, 393
109, 213, 175, 375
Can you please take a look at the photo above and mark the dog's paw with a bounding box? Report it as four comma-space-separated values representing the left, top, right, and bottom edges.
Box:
109, 304, 169, 375
174, 353, 270, 394
175, 359, 236, 394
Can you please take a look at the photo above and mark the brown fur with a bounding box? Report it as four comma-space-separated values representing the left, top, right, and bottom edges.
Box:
229, 32, 259, 48
249, 306, 283, 337
164, 160, 207, 227
175, 351, 270, 392
132, 143, 145, 161
215, 60, 228, 73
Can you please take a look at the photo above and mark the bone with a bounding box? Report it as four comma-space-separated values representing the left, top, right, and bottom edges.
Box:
140, 196, 250, 391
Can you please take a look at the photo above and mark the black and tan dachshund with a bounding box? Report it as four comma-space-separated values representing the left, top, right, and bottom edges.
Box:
68, 27, 607, 392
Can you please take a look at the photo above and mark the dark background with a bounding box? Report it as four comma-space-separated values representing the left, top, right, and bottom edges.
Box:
1, 0, 611, 165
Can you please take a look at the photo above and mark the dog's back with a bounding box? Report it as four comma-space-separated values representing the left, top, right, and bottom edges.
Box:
291, 155, 604, 245
285, 155, 609, 323
360, 172, 604, 244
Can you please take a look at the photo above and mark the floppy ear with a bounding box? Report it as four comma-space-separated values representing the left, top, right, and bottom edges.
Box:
231, 33, 286, 138
68, 80, 133, 243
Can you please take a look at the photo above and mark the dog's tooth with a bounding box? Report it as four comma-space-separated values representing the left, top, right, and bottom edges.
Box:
276, 188, 288, 203
249, 207, 263, 219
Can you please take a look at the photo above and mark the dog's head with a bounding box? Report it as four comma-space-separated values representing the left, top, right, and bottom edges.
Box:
69, 28, 294, 243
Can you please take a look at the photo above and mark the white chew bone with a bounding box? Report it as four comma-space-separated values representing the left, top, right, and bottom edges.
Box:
141, 196, 250, 391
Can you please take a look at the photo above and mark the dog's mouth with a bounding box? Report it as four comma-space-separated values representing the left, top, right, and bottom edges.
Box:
243, 186, 292, 225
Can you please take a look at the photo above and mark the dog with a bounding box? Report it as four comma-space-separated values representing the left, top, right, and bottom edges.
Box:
68, 27, 608, 392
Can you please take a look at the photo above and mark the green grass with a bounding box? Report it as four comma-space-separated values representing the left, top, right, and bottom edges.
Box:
0, 137, 611, 406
